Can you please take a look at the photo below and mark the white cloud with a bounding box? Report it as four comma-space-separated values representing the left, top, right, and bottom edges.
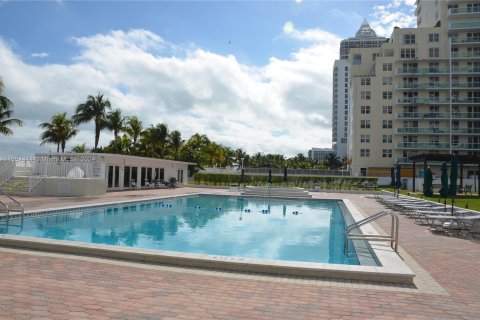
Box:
30, 52, 49, 58
369, 0, 417, 37
0, 28, 338, 157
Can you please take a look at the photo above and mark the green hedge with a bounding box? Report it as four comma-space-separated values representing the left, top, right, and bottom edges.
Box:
193, 173, 378, 190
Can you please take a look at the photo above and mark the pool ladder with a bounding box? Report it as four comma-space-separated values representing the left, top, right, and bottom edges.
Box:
0, 188, 25, 219
344, 210, 399, 254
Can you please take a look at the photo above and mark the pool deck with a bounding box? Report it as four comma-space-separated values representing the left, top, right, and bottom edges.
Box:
1, 187, 480, 319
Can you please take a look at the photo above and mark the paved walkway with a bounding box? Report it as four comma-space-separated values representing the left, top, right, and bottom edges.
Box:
1, 188, 479, 319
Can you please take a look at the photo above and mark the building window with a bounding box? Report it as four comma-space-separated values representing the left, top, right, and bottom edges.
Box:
429, 48, 440, 58
428, 33, 439, 43
383, 105, 393, 114
361, 106, 371, 114
400, 48, 416, 59
361, 77, 371, 85
361, 120, 370, 129
383, 92, 393, 100
383, 135, 393, 143
361, 91, 371, 100
360, 134, 370, 143
353, 54, 362, 65
383, 63, 392, 71
382, 149, 393, 158
383, 120, 393, 129
360, 149, 370, 157
383, 77, 392, 85
404, 34, 416, 44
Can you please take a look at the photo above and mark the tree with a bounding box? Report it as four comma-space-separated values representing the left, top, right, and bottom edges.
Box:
39, 112, 78, 153
0, 78, 23, 136
73, 93, 112, 150
124, 115, 143, 153
167, 130, 184, 160
324, 152, 342, 170
105, 109, 125, 154
72, 143, 88, 153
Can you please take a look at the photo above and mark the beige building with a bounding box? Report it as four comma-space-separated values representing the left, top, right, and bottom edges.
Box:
347, 0, 480, 179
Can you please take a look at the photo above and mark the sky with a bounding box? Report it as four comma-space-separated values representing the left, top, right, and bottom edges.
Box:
0, 0, 417, 157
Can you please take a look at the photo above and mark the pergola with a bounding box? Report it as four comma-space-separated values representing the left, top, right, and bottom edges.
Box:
408, 153, 480, 196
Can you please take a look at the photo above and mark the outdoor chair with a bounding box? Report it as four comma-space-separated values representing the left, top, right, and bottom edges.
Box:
144, 180, 154, 189
464, 184, 473, 195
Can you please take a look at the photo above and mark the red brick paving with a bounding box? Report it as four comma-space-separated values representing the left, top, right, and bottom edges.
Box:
1, 188, 480, 319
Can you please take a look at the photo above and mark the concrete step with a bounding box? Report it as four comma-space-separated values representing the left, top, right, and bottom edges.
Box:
241, 186, 312, 198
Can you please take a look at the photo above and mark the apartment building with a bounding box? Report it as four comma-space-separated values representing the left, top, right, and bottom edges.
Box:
332, 20, 386, 159
308, 147, 333, 162
347, 0, 480, 178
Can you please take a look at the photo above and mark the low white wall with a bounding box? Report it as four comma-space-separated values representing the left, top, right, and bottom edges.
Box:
37, 178, 107, 196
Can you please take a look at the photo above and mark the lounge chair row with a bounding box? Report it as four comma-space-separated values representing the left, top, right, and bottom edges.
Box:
375, 194, 480, 239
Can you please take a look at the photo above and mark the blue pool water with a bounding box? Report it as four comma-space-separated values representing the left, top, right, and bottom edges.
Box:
0, 195, 361, 265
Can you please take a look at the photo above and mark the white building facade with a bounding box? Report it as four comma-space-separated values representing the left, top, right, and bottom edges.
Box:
332, 20, 387, 159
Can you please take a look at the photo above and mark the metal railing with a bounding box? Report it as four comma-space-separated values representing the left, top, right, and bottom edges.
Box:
345, 210, 399, 254
0, 188, 25, 218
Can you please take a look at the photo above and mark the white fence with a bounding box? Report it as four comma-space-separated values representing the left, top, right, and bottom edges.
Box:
201, 167, 352, 176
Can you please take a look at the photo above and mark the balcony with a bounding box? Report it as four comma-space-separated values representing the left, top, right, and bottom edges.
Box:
396, 112, 450, 119
448, 7, 480, 17
396, 97, 450, 105
396, 82, 449, 90
451, 127, 480, 134
452, 112, 480, 119
396, 67, 450, 75
396, 127, 449, 134
451, 36, 480, 45
396, 143, 450, 150
448, 22, 480, 31
451, 67, 480, 74
452, 143, 480, 150
452, 82, 480, 89
451, 51, 480, 59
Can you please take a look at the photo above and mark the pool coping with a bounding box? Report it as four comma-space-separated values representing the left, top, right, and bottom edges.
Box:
0, 193, 415, 284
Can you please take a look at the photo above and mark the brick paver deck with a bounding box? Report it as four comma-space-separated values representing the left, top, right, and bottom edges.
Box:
1, 187, 479, 319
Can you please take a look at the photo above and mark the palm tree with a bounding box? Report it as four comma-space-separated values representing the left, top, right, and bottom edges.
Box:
324, 152, 342, 170
72, 143, 89, 153
167, 130, 184, 160
105, 109, 125, 154
0, 78, 23, 136
72, 93, 112, 150
124, 115, 143, 151
39, 112, 78, 153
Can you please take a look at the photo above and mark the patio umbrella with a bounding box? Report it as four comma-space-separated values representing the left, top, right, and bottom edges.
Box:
439, 162, 449, 198
423, 167, 433, 197
283, 167, 288, 183
240, 169, 244, 185
395, 164, 402, 190
268, 169, 272, 184
448, 154, 458, 197
390, 167, 396, 187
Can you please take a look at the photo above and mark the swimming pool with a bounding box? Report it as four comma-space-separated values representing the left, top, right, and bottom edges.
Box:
0, 195, 366, 265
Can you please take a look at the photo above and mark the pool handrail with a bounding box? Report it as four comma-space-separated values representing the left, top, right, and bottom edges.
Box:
345, 210, 399, 254
0, 188, 24, 218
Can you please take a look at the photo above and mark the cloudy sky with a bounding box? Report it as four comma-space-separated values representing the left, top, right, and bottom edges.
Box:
0, 0, 416, 157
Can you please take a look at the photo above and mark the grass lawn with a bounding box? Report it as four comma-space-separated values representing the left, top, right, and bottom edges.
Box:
382, 187, 480, 212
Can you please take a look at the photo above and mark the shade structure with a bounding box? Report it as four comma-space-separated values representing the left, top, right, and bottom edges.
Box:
449, 154, 458, 197
395, 164, 402, 189
439, 162, 449, 198
423, 167, 433, 197
268, 169, 272, 184
283, 167, 288, 182
390, 167, 396, 187
240, 169, 244, 184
